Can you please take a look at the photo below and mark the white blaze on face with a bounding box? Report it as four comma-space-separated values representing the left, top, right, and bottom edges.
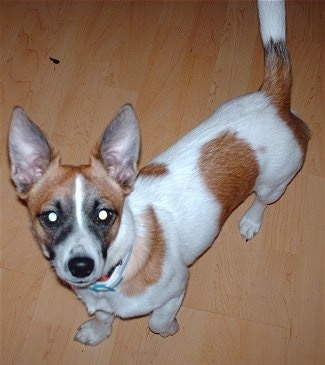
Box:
75, 175, 85, 229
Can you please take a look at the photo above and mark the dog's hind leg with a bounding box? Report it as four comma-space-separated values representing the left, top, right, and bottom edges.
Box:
239, 195, 267, 240
149, 293, 184, 337
239, 174, 297, 240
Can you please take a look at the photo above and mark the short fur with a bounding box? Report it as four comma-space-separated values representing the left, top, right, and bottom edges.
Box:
8, 0, 310, 345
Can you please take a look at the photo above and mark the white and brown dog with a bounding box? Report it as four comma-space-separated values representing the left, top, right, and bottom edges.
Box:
8, 0, 309, 345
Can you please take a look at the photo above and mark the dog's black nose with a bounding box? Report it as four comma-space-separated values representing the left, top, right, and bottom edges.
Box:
68, 256, 94, 278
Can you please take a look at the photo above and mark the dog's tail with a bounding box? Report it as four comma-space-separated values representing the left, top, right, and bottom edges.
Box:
258, 0, 291, 110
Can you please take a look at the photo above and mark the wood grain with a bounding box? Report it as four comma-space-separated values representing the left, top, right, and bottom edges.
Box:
1, 1, 324, 364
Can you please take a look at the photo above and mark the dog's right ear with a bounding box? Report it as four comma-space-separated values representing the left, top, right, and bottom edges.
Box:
8, 107, 53, 195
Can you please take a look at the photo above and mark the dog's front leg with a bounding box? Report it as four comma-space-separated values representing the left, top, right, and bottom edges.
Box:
74, 310, 114, 346
149, 293, 185, 337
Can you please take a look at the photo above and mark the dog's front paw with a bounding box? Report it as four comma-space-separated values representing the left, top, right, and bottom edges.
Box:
74, 318, 112, 346
239, 217, 261, 241
159, 319, 179, 337
150, 318, 179, 338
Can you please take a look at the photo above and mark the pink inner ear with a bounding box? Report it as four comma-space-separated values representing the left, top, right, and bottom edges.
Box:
15, 168, 33, 186
34, 167, 44, 179
9, 107, 53, 193
12, 155, 52, 193
109, 162, 136, 190
97, 104, 140, 189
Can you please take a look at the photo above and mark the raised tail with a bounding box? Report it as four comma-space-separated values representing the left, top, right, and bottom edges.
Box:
258, 0, 291, 110
258, 0, 310, 156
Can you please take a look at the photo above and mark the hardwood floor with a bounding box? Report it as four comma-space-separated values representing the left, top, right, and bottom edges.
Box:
1, 1, 324, 364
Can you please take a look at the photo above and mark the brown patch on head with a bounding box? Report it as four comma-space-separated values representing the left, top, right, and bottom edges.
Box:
25, 159, 78, 254
26, 156, 127, 256
27, 157, 125, 218
139, 163, 169, 177
200, 133, 259, 227
260, 40, 310, 156
82, 156, 126, 212
81, 157, 127, 245
121, 206, 165, 296
26, 158, 75, 218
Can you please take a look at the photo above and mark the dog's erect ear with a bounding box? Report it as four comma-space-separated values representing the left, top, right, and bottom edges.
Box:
95, 104, 140, 190
8, 107, 53, 194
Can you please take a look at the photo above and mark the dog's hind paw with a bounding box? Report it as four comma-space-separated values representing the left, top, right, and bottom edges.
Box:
239, 217, 261, 241
74, 318, 112, 346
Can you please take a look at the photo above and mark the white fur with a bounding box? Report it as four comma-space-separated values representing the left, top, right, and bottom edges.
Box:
258, 0, 286, 45
75, 175, 85, 229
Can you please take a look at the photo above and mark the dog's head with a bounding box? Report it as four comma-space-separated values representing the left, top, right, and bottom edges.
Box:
8, 105, 140, 287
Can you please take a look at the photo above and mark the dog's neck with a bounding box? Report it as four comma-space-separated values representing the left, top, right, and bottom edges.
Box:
118, 204, 166, 296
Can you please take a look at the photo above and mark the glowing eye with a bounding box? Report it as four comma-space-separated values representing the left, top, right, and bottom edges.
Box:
48, 212, 58, 223
98, 209, 108, 221
96, 208, 116, 224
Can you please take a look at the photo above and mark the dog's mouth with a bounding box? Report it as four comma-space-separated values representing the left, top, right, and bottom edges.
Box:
59, 261, 120, 289
68, 279, 96, 288
65, 258, 127, 292
53, 248, 132, 290
56, 273, 98, 288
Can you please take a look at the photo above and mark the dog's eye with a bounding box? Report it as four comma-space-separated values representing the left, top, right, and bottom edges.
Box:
48, 212, 58, 223
40, 211, 60, 227
96, 209, 115, 224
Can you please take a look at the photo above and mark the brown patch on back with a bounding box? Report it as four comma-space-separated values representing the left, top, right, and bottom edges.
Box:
260, 40, 310, 156
121, 206, 165, 296
200, 133, 259, 227
139, 163, 168, 177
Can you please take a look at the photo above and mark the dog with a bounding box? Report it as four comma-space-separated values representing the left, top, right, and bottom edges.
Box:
8, 0, 310, 345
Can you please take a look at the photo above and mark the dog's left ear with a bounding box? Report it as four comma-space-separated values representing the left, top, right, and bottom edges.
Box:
95, 104, 140, 190
8, 107, 53, 195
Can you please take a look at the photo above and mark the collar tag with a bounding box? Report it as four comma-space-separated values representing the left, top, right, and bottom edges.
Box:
89, 250, 131, 293
89, 278, 122, 292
